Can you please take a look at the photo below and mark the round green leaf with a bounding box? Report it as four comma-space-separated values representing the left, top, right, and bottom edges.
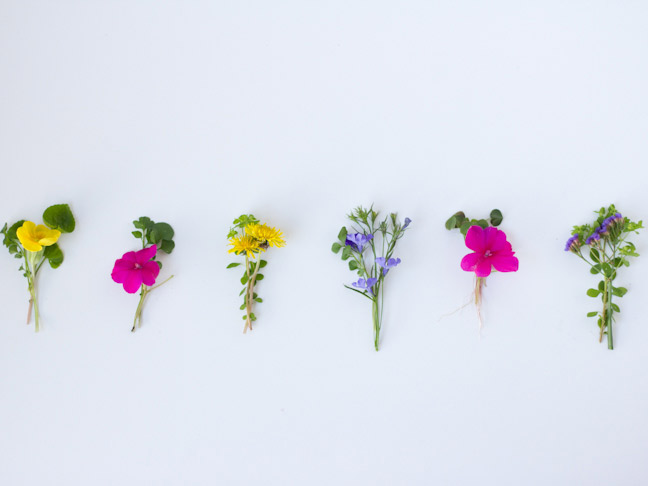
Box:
43, 204, 75, 233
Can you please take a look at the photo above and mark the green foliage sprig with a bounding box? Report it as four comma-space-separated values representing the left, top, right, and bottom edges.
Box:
566, 204, 643, 349
445, 209, 503, 237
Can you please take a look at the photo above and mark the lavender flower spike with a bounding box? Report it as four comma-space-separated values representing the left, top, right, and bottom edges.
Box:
375, 257, 402, 276
345, 233, 373, 252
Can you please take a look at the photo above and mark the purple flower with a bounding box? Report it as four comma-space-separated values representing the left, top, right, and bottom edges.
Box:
403, 218, 412, 229
345, 233, 373, 252
586, 229, 601, 245
352, 277, 378, 295
564, 234, 580, 252
375, 257, 401, 275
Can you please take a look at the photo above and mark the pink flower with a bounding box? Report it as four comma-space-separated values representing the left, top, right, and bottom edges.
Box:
460, 226, 519, 277
111, 245, 160, 293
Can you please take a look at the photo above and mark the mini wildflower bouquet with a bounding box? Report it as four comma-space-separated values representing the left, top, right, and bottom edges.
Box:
332, 206, 411, 351
111, 217, 175, 332
445, 209, 519, 329
1, 204, 76, 332
565, 205, 643, 349
227, 215, 285, 333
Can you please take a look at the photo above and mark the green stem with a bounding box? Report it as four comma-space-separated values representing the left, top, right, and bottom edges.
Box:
606, 278, 614, 350
130, 275, 174, 332
372, 295, 380, 351
132, 286, 148, 332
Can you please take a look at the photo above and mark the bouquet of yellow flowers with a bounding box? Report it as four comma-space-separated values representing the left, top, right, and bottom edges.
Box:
227, 214, 285, 333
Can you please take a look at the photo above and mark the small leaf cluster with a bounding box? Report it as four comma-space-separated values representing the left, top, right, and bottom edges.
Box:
227, 214, 259, 239
132, 217, 175, 268
445, 209, 503, 237
1, 204, 75, 277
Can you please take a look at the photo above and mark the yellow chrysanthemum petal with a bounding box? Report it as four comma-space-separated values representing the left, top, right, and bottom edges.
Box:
245, 223, 286, 248
228, 235, 263, 259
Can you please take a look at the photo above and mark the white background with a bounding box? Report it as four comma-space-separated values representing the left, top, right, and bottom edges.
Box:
1, 1, 647, 485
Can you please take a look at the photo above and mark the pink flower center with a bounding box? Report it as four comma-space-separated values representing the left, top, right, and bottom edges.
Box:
134, 263, 142, 269
484, 250, 493, 258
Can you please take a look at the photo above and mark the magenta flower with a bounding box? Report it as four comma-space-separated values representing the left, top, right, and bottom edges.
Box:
460, 226, 519, 277
111, 245, 160, 293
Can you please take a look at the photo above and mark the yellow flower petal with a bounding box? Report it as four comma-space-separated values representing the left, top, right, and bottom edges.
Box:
17, 221, 43, 252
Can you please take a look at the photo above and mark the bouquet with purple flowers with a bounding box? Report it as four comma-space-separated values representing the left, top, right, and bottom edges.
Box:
332, 206, 411, 351
565, 204, 643, 349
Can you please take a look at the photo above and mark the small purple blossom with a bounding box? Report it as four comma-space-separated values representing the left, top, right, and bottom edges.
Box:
375, 257, 401, 275
403, 218, 412, 230
564, 234, 580, 252
586, 229, 601, 245
352, 277, 378, 295
345, 233, 373, 252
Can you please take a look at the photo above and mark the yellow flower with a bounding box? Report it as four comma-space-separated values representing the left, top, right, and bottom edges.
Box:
245, 224, 286, 248
16, 221, 61, 252
228, 235, 262, 259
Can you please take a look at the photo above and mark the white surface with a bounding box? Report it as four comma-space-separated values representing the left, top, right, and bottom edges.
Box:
1, 1, 648, 485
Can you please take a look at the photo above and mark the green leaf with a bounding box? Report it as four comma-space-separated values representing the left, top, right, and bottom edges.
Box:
132, 231, 142, 238
241, 274, 249, 285
151, 222, 174, 242
240, 303, 246, 310
256, 274, 264, 281
255, 297, 263, 303
43, 243, 64, 269
239, 288, 246, 296
337, 227, 348, 243
590, 264, 601, 275
587, 311, 598, 317
444, 216, 457, 230
341, 246, 352, 261
227, 262, 241, 269
331, 242, 342, 254
160, 239, 175, 254
598, 281, 605, 292
259, 260, 267, 268
250, 313, 257, 321
612, 287, 627, 297
489, 209, 503, 226
2, 220, 24, 248
590, 248, 600, 263
459, 221, 471, 236
586, 289, 600, 298
349, 260, 358, 271
43, 204, 75, 233
475, 219, 489, 229
157, 260, 163, 269
611, 303, 620, 313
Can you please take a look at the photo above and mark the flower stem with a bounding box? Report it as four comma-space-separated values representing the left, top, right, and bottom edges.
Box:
474, 276, 485, 332
130, 276, 174, 332
244, 256, 261, 333
372, 296, 380, 351
600, 278, 614, 349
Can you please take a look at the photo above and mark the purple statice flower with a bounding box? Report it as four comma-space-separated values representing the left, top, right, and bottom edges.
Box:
375, 257, 401, 276
564, 234, 580, 252
345, 233, 373, 252
403, 218, 412, 230
599, 213, 624, 236
585, 229, 601, 245
352, 277, 378, 295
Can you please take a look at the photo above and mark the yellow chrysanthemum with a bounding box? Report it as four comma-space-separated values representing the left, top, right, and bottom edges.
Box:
16, 221, 61, 252
228, 235, 262, 258
245, 224, 286, 248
